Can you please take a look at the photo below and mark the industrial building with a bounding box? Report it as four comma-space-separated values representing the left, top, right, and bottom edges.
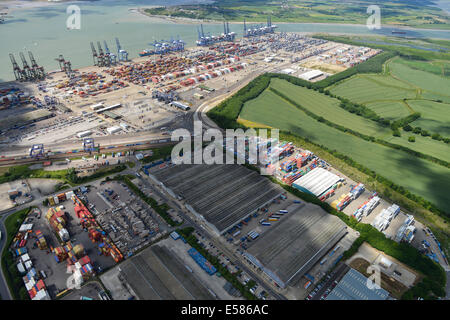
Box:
117, 245, 215, 299
292, 167, 342, 198
150, 164, 283, 235
326, 268, 389, 300
299, 69, 324, 81
106, 126, 122, 135
243, 202, 347, 289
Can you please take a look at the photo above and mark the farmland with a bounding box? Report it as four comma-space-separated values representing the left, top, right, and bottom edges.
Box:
407, 100, 450, 136
365, 101, 411, 121
239, 84, 450, 211
269, 78, 391, 138
329, 75, 417, 106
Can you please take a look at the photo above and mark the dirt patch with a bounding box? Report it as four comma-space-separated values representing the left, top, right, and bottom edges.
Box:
349, 257, 409, 299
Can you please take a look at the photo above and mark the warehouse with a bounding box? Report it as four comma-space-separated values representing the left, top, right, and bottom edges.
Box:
103, 111, 121, 120
299, 69, 323, 81
106, 126, 122, 134
150, 164, 283, 235
292, 167, 342, 198
243, 202, 347, 289
117, 245, 214, 299
326, 268, 389, 300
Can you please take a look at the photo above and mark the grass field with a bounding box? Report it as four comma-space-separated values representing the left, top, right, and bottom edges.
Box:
395, 58, 450, 77
365, 101, 411, 120
385, 134, 450, 163
239, 88, 450, 211
389, 60, 450, 100
329, 74, 417, 105
270, 78, 391, 138
407, 100, 450, 136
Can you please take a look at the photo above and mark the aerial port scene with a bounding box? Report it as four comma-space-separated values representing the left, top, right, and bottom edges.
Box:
0, 0, 449, 313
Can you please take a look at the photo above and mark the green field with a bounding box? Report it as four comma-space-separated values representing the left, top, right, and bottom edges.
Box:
385, 134, 450, 163
239, 87, 450, 210
389, 60, 450, 100
365, 101, 411, 120
329, 74, 417, 105
395, 58, 450, 77
270, 78, 390, 138
407, 100, 450, 136
329, 57, 450, 140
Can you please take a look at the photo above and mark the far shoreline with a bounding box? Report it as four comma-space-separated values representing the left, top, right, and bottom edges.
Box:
137, 7, 450, 32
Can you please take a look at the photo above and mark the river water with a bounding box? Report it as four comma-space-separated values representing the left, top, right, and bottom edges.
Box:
0, 0, 449, 82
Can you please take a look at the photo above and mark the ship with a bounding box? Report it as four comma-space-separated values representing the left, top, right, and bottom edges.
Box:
392, 30, 406, 35
138, 49, 156, 57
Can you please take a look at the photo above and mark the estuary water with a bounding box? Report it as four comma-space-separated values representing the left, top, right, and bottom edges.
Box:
0, 0, 449, 82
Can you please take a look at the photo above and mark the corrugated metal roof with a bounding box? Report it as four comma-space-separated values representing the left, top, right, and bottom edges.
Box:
326, 268, 389, 300
292, 168, 341, 197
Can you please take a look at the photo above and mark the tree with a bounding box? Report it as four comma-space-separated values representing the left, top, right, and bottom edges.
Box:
403, 124, 413, 131
413, 127, 422, 134
408, 136, 416, 142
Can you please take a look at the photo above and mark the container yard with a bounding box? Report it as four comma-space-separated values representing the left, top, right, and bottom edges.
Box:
149, 164, 284, 235
83, 180, 166, 257
5, 186, 125, 299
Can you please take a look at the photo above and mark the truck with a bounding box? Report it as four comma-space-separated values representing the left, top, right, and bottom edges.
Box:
279, 210, 288, 214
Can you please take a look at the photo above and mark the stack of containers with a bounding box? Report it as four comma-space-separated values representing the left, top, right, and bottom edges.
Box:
71, 195, 123, 263
188, 248, 217, 276
35, 230, 48, 250
53, 246, 68, 263
349, 183, 365, 200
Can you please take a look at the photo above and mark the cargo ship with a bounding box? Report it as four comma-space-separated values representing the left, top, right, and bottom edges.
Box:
138, 49, 156, 57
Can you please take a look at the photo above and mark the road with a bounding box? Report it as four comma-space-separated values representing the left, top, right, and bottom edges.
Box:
311, 263, 349, 300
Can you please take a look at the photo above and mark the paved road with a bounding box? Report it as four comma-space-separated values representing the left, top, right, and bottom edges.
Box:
311, 263, 349, 300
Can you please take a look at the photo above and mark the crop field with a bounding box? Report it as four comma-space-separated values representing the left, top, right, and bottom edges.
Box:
365, 101, 411, 120
385, 134, 450, 163
239, 88, 450, 211
329, 75, 417, 105
389, 60, 450, 99
270, 78, 390, 138
394, 58, 450, 77
407, 100, 450, 136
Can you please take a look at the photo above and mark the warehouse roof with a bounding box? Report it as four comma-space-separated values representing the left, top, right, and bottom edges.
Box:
244, 202, 347, 288
151, 164, 283, 234
103, 111, 121, 119
299, 69, 323, 81
326, 268, 389, 300
292, 167, 342, 197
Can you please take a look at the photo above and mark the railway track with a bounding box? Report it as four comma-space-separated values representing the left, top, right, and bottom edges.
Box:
0, 140, 176, 167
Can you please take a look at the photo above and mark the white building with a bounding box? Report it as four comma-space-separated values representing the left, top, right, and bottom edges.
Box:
106, 126, 122, 135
